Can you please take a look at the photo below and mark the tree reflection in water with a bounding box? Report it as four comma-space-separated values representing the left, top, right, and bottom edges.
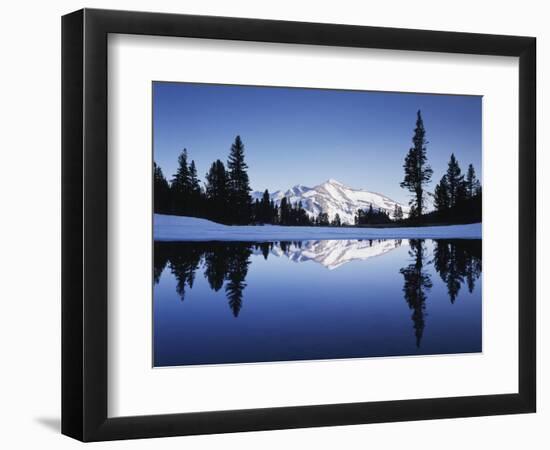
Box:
154, 239, 482, 346
155, 242, 252, 317
400, 239, 432, 348
432, 239, 482, 303
225, 246, 252, 317
399, 238, 483, 347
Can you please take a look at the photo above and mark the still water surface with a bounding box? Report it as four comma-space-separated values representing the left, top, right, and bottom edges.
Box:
153, 239, 481, 367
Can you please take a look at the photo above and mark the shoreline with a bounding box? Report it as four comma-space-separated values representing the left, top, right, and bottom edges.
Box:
154, 214, 482, 242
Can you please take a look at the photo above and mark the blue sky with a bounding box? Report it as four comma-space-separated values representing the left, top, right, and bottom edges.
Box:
153, 82, 481, 204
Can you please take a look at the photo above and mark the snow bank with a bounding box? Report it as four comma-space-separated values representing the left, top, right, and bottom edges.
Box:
154, 214, 482, 241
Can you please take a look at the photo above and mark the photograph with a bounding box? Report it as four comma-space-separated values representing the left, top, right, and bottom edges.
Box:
152, 82, 483, 367
0, 1, 540, 446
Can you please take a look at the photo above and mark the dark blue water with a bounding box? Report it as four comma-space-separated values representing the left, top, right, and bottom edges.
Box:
153, 239, 481, 367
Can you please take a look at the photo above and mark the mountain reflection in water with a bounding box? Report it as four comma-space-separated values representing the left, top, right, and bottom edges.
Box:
153, 238, 481, 366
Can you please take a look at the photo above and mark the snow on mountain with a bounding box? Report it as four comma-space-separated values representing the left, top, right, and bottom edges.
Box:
252, 179, 409, 224
264, 239, 402, 270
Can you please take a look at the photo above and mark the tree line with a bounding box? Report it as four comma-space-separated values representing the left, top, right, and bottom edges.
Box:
154, 135, 253, 225
354, 205, 397, 225
155, 110, 482, 227
399, 110, 482, 224
154, 239, 481, 334
154, 135, 341, 226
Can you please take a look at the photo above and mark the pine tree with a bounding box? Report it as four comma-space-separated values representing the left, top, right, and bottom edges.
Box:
393, 204, 404, 221
434, 174, 450, 212
280, 197, 290, 225
171, 149, 192, 215
188, 160, 203, 216
294, 201, 311, 226
153, 162, 171, 214
260, 189, 271, 223
332, 213, 342, 227
205, 159, 229, 223
355, 209, 365, 225
189, 160, 201, 194
318, 212, 330, 226
446, 153, 465, 208
289, 201, 296, 225
252, 199, 261, 223
227, 135, 252, 224
269, 200, 277, 224
400, 110, 433, 218
465, 164, 481, 199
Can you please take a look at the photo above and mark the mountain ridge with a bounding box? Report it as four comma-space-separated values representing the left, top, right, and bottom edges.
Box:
252, 179, 409, 224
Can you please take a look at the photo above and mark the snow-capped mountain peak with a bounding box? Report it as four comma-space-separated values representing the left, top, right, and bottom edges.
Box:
252, 179, 408, 224
286, 184, 311, 196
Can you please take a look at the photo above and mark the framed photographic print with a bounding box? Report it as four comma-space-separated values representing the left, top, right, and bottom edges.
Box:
62, 8, 536, 441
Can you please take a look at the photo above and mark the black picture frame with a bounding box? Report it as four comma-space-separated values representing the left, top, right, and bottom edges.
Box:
62, 8, 536, 442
